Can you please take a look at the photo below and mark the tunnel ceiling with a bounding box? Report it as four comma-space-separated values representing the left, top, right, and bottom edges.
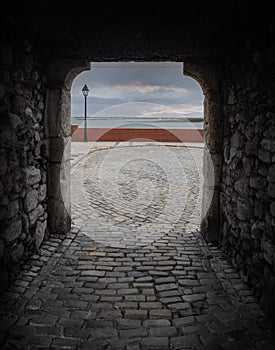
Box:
0, 1, 273, 62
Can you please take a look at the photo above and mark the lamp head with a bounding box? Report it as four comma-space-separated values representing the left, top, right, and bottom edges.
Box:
82, 84, 89, 97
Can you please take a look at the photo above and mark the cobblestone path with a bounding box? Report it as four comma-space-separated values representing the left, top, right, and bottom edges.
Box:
0, 143, 274, 350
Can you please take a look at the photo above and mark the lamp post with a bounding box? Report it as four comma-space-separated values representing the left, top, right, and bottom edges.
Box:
82, 84, 89, 142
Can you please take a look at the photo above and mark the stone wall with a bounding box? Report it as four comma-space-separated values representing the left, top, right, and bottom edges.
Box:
0, 4, 274, 324
0, 42, 48, 291
221, 41, 275, 318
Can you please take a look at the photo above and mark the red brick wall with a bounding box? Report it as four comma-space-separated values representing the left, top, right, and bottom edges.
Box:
71, 124, 79, 135
71, 127, 204, 142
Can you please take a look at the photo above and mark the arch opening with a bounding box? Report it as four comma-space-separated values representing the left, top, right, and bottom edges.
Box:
45, 60, 222, 247
46, 60, 222, 244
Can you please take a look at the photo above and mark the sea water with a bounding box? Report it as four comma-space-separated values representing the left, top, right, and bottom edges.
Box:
71, 117, 204, 129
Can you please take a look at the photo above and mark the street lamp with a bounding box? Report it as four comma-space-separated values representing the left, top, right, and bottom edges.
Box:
82, 84, 89, 142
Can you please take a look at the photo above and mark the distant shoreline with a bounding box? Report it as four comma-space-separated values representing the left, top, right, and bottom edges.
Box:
71, 118, 204, 130
72, 117, 204, 122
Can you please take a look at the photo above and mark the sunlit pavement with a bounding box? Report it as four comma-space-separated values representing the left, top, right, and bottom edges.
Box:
0, 142, 274, 350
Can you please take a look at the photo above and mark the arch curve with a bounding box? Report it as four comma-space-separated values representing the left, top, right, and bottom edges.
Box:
184, 58, 223, 242
45, 59, 91, 233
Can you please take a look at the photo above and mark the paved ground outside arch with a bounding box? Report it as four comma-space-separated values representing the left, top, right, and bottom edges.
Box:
0, 142, 274, 350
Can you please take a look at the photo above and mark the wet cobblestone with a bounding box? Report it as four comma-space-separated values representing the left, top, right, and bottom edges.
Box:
0, 142, 274, 350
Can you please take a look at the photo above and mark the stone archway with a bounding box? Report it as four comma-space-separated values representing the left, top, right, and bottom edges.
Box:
0, 1, 274, 326
45, 59, 90, 234
184, 58, 223, 243
46, 57, 223, 245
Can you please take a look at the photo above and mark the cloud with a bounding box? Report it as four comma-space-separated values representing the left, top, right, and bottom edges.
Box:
141, 104, 202, 116
71, 95, 125, 117
113, 83, 188, 94
71, 62, 204, 119
85, 102, 202, 120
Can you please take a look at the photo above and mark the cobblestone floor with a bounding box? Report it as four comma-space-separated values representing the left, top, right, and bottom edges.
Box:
0, 142, 275, 350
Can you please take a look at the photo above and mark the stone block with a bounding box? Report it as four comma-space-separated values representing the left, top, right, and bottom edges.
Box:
24, 166, 41, 186
38, 184, 47, 201
227, 89, 236, 104
48, 161, 71, 234
242, 157, 252, 176
10, 94, 26, 114
231, 131, 243, 149
267, 184, 275, 198
259, 149, 272, 163
9, 113, 23, 129
251, 222, 265, 240
0, 219, 22, 243
7, 200, 19, 219
260, 139, 274, 151
234, 178, 249, 196
10, 243, 24, 262
236, 200, 252, 221
35, 220, 47, 249
24, 189, 38, 212
261, 238, 275, 268
29, 205, 44, 226
141, 336, 169, 349
45, 88, 72, 137
245, 138, 258, 156
249, 176, 266, 190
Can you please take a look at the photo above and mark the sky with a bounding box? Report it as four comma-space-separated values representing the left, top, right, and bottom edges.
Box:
71, 62, 204, 122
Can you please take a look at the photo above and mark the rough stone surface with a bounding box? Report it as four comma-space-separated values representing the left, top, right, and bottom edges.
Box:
0, 142, 274, 349
35, 220, 47, 249
0, 220, 22, 243
0, 40, 48, 289
24, 189, 38, 212
221, 47, 275, 321
0, 1, 275, 331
